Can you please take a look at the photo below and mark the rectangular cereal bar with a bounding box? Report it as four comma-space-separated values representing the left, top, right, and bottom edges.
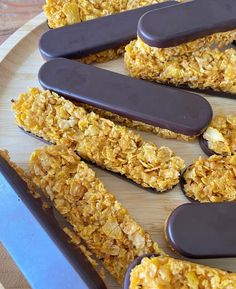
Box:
129, 256, 236, 289
29, 145, 164, 283
125, 31, 236, 94
12, 88, 185, 192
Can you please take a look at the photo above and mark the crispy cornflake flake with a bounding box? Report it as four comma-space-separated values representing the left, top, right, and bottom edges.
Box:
203, 115, 236, 155
129, 256, 236, 289
29, 145, 164, 283
183, 155, 236, 203
12, 88, 185, 192
125, 32, 236, 94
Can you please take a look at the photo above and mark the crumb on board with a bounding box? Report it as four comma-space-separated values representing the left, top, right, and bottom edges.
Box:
12, 88, 185, 192
183, 155, 236, 203
129, 256, 236, 289
29, 145, 165, 283
203, 115, 236, 155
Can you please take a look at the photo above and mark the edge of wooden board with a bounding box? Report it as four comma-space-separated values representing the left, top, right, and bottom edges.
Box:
0, 12, 46, 62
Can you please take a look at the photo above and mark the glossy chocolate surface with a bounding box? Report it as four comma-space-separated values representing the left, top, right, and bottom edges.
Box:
166, 203, 236, 258
123, 254, 159, 289
0, 154, 107, 289
138, 0, 236, 48
38, 58, 213, 136
39, 1, 178, 60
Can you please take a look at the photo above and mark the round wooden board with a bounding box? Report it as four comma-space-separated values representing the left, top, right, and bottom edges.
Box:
0, 12, 236, 289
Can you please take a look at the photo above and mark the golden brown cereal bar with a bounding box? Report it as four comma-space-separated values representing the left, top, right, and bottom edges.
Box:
29, 145, 164, 283
203, 115, 236, 155
183, 155, 236, 202
129, 256, 236, 289
125, 33, 236, 94
43, 0, 183, 63
12, 88, 185, 192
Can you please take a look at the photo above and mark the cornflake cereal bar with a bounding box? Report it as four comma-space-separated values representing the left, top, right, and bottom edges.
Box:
183, 155, 236, 202
76, 102, 196, 142
12, 88, 185, 192
125, 29, 236, 94
0, 149, 101, 274
29, 145, 164, 283
203, 115, 236, 155
43, 0, 184, 63
129, 256, 236, 289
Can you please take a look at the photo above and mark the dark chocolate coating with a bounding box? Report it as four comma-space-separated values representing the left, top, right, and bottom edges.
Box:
123, 254, 159, 289
39, 1, 178, 60
166, 203, 236, 258
138, 0, 236, 48
38, 58, 213, 136
0, 154, 107, 289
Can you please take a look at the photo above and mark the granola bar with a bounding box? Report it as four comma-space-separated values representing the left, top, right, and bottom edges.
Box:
29, 145, 164, 283
12, 88, 185, 192
125, 32, 236, 94
129, 256, 236, 289
203, 115, 236, 155
183, 155, 236, 202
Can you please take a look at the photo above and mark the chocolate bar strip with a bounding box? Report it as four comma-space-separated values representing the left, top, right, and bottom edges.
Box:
38, 58, 212, 136
40, 1, 178, 61
165, 203, 236, 258
0, 152, 107, 289
138, 0, 236, 48
125, 255, 236, 289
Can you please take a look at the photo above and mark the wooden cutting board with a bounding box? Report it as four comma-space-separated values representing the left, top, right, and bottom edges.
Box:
0, 12, 236, 289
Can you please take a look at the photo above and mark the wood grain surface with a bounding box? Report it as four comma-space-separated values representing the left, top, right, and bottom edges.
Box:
0, 7, 236, 289
0, 0, 44, 44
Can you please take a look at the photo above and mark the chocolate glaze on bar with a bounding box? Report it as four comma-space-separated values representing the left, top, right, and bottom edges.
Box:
0, 155, 107, 289
166, 203, 236, 258
39, 1, 178, 61
38, 58, 213, 136
138, 0, 236, 48
123, 254, 159, 289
